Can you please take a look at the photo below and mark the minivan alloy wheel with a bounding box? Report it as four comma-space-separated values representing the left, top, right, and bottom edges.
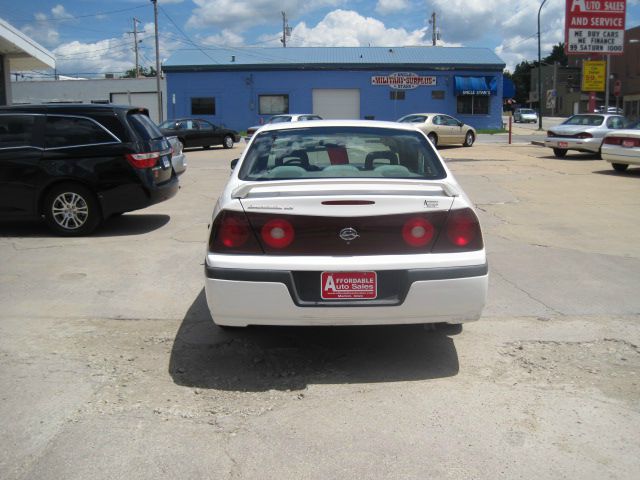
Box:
52, 192, 89, 230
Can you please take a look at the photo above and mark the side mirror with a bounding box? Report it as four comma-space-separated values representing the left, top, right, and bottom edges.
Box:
458, 121, 463, 127
230, 158, 239, 170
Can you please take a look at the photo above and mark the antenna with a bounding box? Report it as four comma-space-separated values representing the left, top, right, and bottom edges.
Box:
281, 11, 291, 47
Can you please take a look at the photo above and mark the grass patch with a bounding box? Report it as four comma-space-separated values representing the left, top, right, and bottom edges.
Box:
477, 128, 507, 134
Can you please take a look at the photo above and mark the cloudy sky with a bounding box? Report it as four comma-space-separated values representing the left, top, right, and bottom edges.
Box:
3, 0, 640, 78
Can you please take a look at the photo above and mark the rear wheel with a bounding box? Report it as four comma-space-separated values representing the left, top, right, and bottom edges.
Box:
612, 162, 629, 172
553, 148, 567, 158
463, 131, 475, 147
427, 132, 438, 148
223, 135, 234, 149
43, 183, 102, 236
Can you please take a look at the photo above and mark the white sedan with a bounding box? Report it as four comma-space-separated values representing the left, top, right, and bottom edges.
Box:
204, 120, 488, 327
601, 123, 640, 172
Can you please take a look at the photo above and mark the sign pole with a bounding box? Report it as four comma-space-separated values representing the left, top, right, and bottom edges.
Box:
604, 54, 611, 110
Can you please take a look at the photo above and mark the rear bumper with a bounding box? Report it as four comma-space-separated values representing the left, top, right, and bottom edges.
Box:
601, 148, 640, 166
204, 264, 488, 326
99, 175, 179, 216
544, 137, 601, 153
172, 152, 187, 175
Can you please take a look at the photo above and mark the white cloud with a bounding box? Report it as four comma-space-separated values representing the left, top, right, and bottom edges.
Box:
375, 0, 411, 15
187, 0, 342, 30
278, 9, 429, 47
200, 30, 245, 46
51, 5, 73, 20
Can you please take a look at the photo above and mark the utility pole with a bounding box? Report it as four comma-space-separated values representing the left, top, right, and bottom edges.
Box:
537, 0, 548, 130
280, 11, 291, 47
604, 54, 611, 110
430, 12, 437, 46
128, 18, 142, 78
552, 61, 558, 116
151, 0, 163, 122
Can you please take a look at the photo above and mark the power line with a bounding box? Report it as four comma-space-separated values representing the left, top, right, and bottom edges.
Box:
8, 4, 148, 23
55, 36, 151, 58
158, 6, 218, 64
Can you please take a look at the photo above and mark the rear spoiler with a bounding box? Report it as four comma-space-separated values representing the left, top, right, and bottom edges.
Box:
231, 179, 459, 199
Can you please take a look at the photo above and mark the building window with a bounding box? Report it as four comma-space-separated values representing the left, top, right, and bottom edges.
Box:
390, 91, 405, 100
431, 90, 445, 100
259, 95, 289, 115
457, 95, 489, 115
191, 97, 215, 115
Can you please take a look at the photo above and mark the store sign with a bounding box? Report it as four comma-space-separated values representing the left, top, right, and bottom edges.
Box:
565, 0, 626, 55
460, 89, 491, 96
582, 60, 606, 91
371, 72, 436, 89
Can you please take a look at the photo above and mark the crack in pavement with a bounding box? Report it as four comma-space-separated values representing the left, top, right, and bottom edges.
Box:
491, 269, 564, 316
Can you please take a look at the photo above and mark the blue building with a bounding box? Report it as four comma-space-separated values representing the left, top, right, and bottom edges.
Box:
163, 47, 506, 131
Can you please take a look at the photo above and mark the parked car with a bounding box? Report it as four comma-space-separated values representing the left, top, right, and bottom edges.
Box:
396, 113, 476, 147
544, 113, 626, 158
513, 108, 538, 123
159, 118, 240, 149
167, 136, 187, 175
0, 104, 179, 235
204, 120, 488, 328
601, 121, 640, 172
246, 114, 323, 138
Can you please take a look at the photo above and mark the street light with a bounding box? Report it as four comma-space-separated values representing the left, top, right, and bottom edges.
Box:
537, 0, 548, 130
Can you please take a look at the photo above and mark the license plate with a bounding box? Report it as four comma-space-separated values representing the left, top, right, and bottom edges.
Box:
558, 141, 568, 148
162, 157, 170, 168
622, 140, 635, 148
321, 272, 377, 300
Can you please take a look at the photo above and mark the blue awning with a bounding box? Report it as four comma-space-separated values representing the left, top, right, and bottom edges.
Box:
454, 76, 497, 96
502, 77, 515, 98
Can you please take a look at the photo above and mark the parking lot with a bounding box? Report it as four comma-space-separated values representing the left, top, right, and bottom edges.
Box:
1, 140, 639, 479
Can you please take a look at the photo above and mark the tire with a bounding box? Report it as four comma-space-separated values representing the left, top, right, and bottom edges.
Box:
463, 131, 475, 147
427, 132, 438, 148
43, 183, 102, 236
223, 135, 234, 149
553, 148, 567, 158
612, 162, 629, 172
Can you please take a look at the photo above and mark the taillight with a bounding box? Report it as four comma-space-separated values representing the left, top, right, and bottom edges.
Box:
604, 136, 622, 145
209, 210, 262, 253
261, 219, 295, 249
605, 136, 640, 147
402, 217, 434, 247
432, 208, 483, 252
576, 132, 593, 139
547, 131, 556, 137
125, 149, 170, 169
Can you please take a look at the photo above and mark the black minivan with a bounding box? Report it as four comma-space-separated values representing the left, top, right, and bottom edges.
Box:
0, 104, 179, 235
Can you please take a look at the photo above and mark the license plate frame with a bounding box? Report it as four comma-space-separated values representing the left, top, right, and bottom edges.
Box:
558, 141, 569, 148
321, 271, 377, 300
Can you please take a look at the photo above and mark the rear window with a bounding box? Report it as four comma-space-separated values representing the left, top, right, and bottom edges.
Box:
239, 126, 446, 181
563, 115, 604, 126
519, 109, 535, 114
268, 116, 292, 124
128, 113, 164, 141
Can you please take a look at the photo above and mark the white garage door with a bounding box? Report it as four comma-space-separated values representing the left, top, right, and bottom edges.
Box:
312, 89, 360, 119
110, 92, 159, 123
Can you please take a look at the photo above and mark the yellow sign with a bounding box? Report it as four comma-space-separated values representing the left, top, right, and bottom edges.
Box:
582, 60, 606, 92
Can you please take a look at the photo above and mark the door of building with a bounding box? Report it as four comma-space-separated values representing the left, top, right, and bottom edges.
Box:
312, 89, 360, 119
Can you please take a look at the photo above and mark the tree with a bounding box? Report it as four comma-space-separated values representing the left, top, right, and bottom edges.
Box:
511, 60, 533, 104
543, 42, 568, 67
122, 66, 157, 78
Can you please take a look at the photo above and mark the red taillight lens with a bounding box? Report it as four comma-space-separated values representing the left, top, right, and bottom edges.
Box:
432, 208, 483, 252
209, 210, 262, 253
606, 136, 640, 147
125, 151, 161, 168
261, 219, 295, 249
576, 132, 593, 139
402, 217, 434, 247
604, 136, 622, 145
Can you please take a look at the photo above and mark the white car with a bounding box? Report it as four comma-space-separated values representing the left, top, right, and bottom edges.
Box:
544, 113, 626, 157
513, 108, 538, 123
601, 123, 640, 172
204, 120, 488, 327
167, 136, 187, 175
246, 114, 323, 138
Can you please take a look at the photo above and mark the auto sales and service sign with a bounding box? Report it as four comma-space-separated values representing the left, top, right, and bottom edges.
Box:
371, 72, 437, 89
565, 0, 626, 55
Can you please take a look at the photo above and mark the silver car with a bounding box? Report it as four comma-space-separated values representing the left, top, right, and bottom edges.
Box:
513, 108, 538, 123
167, 136, 187, 175
544, 114, 626, 158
